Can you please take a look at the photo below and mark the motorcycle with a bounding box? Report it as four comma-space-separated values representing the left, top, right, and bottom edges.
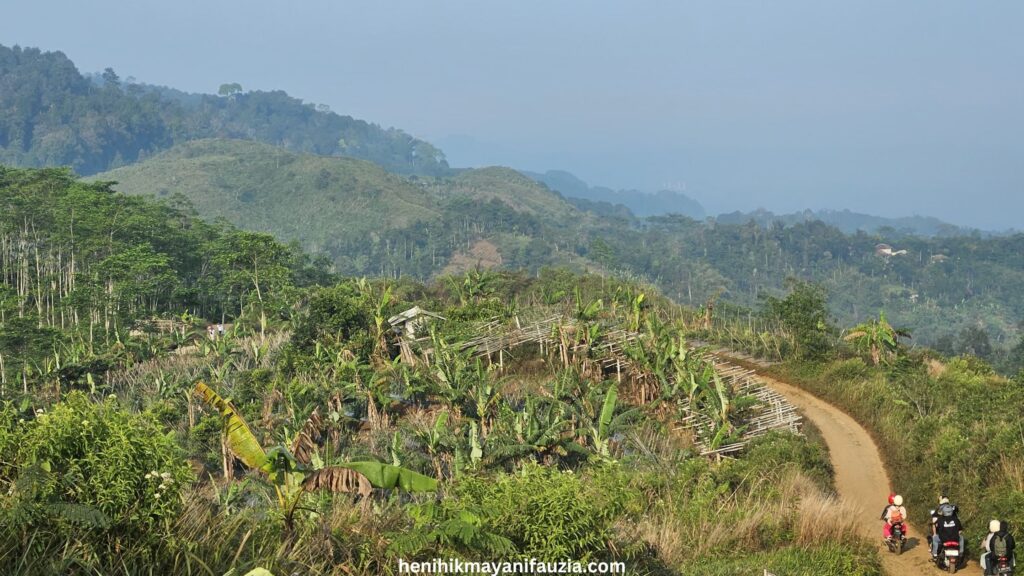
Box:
885, 521, 907, 555
937, 540, 961, 573
993, 555, 1014, 575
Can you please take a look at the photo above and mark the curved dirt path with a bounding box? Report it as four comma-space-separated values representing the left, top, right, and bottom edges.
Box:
721, 358, 981, 575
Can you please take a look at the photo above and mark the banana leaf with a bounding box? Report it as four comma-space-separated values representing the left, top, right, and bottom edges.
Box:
338, 461, 438, 492
302, 466, 372, 497
598, 384, 617, 440
194, 382, 269, 471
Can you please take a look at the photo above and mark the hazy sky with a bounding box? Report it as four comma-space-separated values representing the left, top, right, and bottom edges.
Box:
2, 1, 1022, 229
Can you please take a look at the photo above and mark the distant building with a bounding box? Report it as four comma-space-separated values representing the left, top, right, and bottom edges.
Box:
875, 243, 908, 258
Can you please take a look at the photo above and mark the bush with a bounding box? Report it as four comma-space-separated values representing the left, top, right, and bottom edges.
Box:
720, 431, 834, 491
448, 463, 633, 561
0, 393, 193, 565
290, 282, 373, 359
763, 280, 835, 360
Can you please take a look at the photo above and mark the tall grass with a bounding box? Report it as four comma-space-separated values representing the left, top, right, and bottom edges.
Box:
634, 470, 865, 568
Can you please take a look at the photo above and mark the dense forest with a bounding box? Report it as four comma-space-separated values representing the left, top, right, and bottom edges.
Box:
97, 139, 1024, 370
0, 44, 449, 177
0, 166, 333, 389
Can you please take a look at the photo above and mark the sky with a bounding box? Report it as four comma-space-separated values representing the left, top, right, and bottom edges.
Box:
2, 1, 1022, 229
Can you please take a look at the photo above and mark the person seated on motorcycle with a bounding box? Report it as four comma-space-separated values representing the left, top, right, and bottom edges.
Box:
883, 494, 907, 540
880, 493, 896, 520
931, 497, 965, 561
981, 519, 1016, 575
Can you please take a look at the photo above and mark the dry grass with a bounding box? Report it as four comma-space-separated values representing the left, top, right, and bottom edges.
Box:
625, 420, 694, 465
925, 358, 947, 378
632, 470, 866, 569
998, 455, 1024, 493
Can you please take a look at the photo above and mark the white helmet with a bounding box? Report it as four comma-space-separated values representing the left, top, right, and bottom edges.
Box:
991, 520, 1002, 533
939, 497, 950, 505
893, 495, 904, 506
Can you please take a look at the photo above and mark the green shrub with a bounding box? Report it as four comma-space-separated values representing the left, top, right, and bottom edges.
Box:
0, 393, 193, 562
448, 463, 633, 561
822, 357, 870, 382
289, 282, 374, 360
719, 431, 834, 491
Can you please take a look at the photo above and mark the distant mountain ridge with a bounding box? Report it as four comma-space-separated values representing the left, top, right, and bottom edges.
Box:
714, 208, 972, 238
2, 43, 991, 237
522, 169, 706, 219
0, 44, 448, 176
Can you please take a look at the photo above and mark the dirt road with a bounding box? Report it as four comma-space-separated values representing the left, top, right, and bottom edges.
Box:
732, 363, 982, 575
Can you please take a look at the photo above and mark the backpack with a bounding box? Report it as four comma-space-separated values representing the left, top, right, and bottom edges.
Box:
889, 508, 904, 523
993, 533, 1009, 558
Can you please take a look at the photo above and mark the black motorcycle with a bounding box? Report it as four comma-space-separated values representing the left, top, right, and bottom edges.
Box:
937, 539, 961, 573
993, 555, 1014, 575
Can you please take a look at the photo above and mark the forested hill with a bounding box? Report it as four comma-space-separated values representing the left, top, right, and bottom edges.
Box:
0, 44, 448, 176
94, 139, 606, 278
95, 140, 1024, 362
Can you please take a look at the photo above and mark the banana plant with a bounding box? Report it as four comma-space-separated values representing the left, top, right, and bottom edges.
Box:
843, 311, 911, 366
629, 292, 646, 332
455, 421, 485, 474
466, 374, 502, 438
430, 332, 482, 409
413, 411, 454, 479
357, 278, 394, 364
573, 285, 604, 321
194, 382, 437, 535
487, 396, 586, 468
583, 384, 642, 460
695, 373, 759, 450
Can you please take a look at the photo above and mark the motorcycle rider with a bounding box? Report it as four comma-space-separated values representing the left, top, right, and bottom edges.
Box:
880, 493, 896, 520
883, 494, 908, 541
931, 497, 965, 562
981, 519, 1016, 575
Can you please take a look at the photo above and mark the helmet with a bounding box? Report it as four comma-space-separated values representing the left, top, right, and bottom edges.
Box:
990, 520, 1002, 533
888, 493, 896, 504
893, 495, 904, 506
939, 497, 950, 505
